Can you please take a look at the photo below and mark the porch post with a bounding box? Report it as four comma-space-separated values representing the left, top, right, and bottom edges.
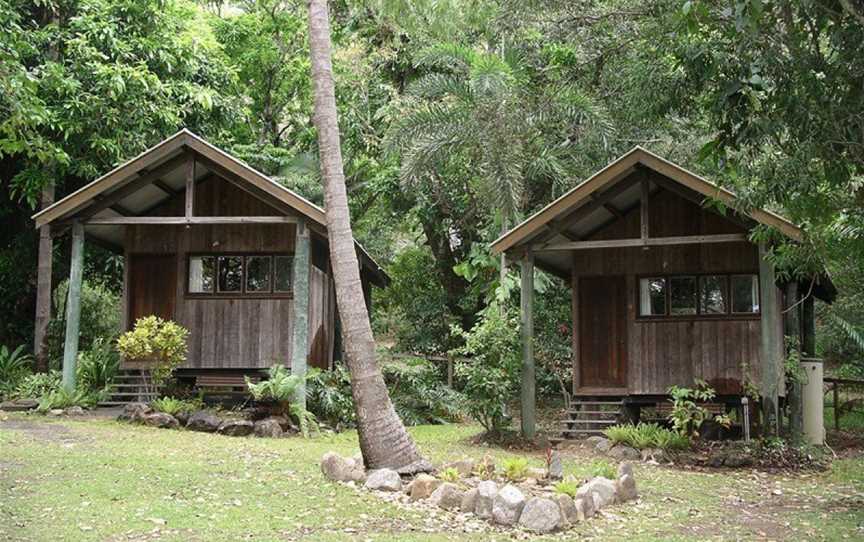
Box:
758, 242, 781, 437
520, 249, 536, 439
802, 294, 816, 356
61, 222, 85, 392
34, 184, 55, 372
785, 281, 803, 444
291, 219, 311, 409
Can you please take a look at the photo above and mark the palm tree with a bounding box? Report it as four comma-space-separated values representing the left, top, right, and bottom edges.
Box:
307, 0, 430, 472
387, 42, 612, 283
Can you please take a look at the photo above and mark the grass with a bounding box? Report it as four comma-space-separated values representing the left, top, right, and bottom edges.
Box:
1, 414, 863, 541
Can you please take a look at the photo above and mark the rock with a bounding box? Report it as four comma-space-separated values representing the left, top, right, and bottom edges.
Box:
594, 438, 613, 453
174, 410, 191, 426
722, 452, 754, 468
142, 412, 179, 429
217, 419, 254, 437
65, 406, 85, 416
574, 496, 595, 521
442, 458, 475, 477
617, 462, 634, 479
364, 469, 402, 492
519, 497, 562, 533
460, 488, 479, 513
527, 467, 547, 480
0, 399, 38, 412
586, 435, 606, 444
186, 410, 221, 432
548, 451, 564, 480
409, 473, 441, 501
641, 447, 667, 462
118, 402, 150, 422
475, 480, 498, 518
608, 445, 641, 461
616, 473, 638, 502
253, 418, 284, 438
576, 477, 617, 509
429, 482, 463, 510
321, 452, 365, 483
48, 409, 65, 417
555, 494, 578, 525
492, 484, 526, 526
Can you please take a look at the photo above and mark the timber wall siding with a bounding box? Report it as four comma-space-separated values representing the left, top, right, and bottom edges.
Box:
123, 176, 335, 369
571, 182, 783, 395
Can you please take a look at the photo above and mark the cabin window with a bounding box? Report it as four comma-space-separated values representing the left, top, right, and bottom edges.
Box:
731, 274, 760, 313
670, 276, 697, 315
638, 278, 666, 316
187, 254, 293, 296
699, 275, 728, 314
638, 273, 759, 318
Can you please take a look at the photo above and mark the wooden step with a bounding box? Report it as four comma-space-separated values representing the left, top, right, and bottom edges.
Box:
566, 410, 618, 416
560, 428, 608, 435
559, 419, 617, 425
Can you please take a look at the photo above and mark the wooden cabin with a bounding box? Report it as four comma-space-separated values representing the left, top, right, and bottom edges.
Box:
34, 130, 387, 397
491, 147, 835, 437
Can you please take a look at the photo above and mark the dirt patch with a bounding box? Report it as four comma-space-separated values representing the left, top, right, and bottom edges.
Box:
0, 415, 89, 445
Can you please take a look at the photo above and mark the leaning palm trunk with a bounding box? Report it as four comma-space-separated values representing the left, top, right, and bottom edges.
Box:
307, 0, 429, 472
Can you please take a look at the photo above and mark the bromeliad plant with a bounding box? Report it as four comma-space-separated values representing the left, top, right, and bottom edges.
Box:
117, 316, 188, 397
246, 364, 319, 437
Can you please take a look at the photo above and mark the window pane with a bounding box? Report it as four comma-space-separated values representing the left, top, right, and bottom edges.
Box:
731, 274, 760, 313
217, 256, 243, 293
188, 256, 215, 293
670, 276, 697, 315
274, 256, 293, 292
245, 256, 271, 292
699, 275, 727, 314
639, 278, 666, 316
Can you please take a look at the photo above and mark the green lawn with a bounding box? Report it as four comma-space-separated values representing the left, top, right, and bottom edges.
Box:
1, 414, 862, 541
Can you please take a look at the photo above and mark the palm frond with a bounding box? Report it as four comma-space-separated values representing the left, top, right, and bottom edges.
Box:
406, 72, 473, 102
414, 42, 477, 72
831, 314, 864, 353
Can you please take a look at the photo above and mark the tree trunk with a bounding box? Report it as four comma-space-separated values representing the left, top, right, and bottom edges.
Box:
34, 184, 55, 372
306, 0, 429, 473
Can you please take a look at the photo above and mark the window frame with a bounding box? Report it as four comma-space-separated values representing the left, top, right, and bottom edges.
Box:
636, 272, 760, 320
186, 252, 295, 299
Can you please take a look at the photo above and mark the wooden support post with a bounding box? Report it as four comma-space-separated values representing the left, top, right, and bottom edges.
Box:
185, 156, 195, 220
520, 249, 536, 440
640, 178, 649, 244
758, 242, 781, 437
785, 281, 803, 444
34, 184, 55, 372
291, 220, 311, 409
802, 294, 816, 356
61, 222, 85, 392
571, 268, 580, 394
833, 382, 840, 431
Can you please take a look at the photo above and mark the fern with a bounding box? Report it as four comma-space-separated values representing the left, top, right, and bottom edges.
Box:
832, 314, 864, 353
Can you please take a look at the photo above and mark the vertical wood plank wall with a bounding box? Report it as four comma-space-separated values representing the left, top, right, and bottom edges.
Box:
570, 185, 784, 395
122, 176, 337, 369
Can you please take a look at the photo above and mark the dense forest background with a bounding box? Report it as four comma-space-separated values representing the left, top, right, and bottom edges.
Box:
2, 0, 863, 377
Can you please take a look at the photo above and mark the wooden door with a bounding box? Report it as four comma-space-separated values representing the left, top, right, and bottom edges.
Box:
128, 254, 177, 328
579, 276, 628, 389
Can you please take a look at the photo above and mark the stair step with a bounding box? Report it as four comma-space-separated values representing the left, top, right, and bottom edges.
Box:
106, 392, 158, 398
570, 401, 622, 406
566, 410, 619, 416
559, 419, 618, 425
560, 429, 608, 435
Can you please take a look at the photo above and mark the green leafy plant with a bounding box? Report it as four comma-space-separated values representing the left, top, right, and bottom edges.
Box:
553, 477, 580, 498
473, 454, 495, 480
247, 365, 319, 438
150, 396, 202, 416
76, 338, 120, 393
117, 316, 188, 396
36, 387, 105, 413
0, 344, 32, 398
306, 367, 355, 427
588, 459, 617, 480
603, 423, 690, 451
450, 303, 520, 435
14, 371, 61, 400
667, 379, 731, 438
439, 467, 460, 483
46, 280, 120, 367
383, 358, 466, 426
502, 457, 529, 482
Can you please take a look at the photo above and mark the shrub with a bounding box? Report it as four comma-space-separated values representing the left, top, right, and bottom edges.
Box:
46, 280, 120, 367
306, 366, 355, 426
588, 459, 617, 479
473, 454, 495, 480
450, 303, 520, 435
603, 423, 690, 451
247, 364, 319, 438
36, 387, 106, 413
14, 371, 61, 399
554, 478, 580, 498
667, 379, 731, 438
117, 316, 188, 395
438, 467, 460, 482
151, 396, 203, 416
383, 358, 466, 426
502, 457, 529, 482
0, 344, 33, 398
76, 338, 120, 393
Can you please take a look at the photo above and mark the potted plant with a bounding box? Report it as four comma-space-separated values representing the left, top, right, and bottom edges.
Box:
117, 316, 189, 400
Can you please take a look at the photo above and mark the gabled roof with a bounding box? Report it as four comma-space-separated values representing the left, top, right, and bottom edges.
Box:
33, 129, 388, 286
491, 146, 803, 255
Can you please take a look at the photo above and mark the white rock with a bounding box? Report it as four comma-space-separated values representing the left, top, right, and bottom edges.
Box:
576, 477, 617, 509
554, 494, 578, 526
409, 473, 441, 501
475, 480, 498, 518
492, 484, 526, 525
616, 473, 638, 502
518, 497, 562, 533
617, 462, 634, 478
575, 496, 595, 520
461, 488, 479, 513
429, 482, 463, 510
321, 452, 365, 483
364, 468, 402, 492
